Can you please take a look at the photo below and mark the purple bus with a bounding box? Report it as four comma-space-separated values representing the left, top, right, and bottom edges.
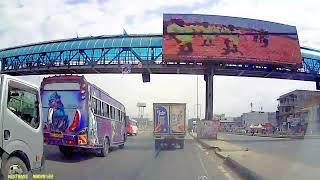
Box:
40, 75, 126, 157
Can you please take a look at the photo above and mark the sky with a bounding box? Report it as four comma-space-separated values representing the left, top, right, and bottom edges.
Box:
0, 0, 319, 119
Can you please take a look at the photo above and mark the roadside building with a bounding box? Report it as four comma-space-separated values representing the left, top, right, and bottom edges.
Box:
219, 119, 235, 132
299, 96, 320, 135
233, 116, 243, 127
277, 90, 320, 130
267, 112, 278, 127
242, 111, 269, 127
214, 114, 226, 120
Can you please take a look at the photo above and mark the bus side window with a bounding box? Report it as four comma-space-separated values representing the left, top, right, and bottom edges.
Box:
7, 82, 40, 129
101, 102, 104, 117
120, 111, 124, 122
97, 100, 101, 116
102, 103, 107, 118
111, 107, 115, 120
92, 98, 97, 114
115, 109, 119, 121
107, 104, 110, 118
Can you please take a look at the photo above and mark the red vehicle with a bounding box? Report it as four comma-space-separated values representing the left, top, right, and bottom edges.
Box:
126, 117, 138, 136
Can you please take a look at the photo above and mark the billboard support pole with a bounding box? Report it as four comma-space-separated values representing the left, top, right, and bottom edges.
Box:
205, 67, 214, 121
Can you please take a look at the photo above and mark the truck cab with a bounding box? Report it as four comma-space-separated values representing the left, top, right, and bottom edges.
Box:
0, 75, 44, 178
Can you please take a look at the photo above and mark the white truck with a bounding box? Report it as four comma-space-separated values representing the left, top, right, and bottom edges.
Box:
153, 103, 186, 150
0, 75, 45, 178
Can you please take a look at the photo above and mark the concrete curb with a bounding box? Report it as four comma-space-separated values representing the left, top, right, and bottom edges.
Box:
224, 155, 264, 180
190, 133, 264, 180
189, 133, 220, 150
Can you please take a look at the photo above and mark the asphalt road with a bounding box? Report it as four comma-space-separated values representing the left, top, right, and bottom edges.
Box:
218, 133, 320, 168
44, 132, 240, 180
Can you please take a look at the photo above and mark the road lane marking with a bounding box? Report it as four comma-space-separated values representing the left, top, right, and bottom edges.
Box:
218, 166, 227, 173
197, 176, 208, 180
206, 152, 209, 155
224, 173, 234, 180
218, 165, 234, 180
197, 150, 209, 178
197, 144, 205, 151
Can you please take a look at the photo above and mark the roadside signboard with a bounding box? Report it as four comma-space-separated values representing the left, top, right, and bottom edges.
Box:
197, 120, 220, 139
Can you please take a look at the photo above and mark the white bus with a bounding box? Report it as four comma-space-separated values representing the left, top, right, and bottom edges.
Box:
0, 75, 44, 178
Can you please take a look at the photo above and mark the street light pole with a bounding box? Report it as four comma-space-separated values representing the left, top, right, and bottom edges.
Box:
196, 75, 199, 120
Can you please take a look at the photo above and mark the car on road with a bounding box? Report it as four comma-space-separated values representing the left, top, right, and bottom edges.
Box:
126, 117, 138, 136
0, 75, 45, 177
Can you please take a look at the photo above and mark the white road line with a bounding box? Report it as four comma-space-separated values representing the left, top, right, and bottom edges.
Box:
218, 166, 227, 173
197, 151, 209, 178
224, 173, 234, 180
206, 152, 209, 155
218, 165, 235, 180
197, 144, 205, 151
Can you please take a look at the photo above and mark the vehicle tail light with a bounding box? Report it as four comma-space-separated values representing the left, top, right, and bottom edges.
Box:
66, 140, 75, 145
69, 109, 81, 132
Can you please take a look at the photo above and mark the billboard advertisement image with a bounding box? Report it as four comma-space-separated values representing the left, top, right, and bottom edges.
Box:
154, 104, 170, 133
170, 104, 186, 133
163, 14, 302, 66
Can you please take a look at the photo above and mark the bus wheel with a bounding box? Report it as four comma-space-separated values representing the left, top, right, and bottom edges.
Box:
98, 138, 109, 157
179, 140, 185, 149
118, 144, 124, 149
3, 157, 28, 177
155, 140, 160, 150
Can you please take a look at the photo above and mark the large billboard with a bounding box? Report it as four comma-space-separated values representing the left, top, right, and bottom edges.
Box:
163, 14, 302, 66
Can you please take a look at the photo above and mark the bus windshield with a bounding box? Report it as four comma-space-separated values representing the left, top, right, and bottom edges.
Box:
43, 82, 80, 91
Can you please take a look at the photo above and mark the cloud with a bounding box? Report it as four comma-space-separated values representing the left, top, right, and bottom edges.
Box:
1, 0, 319, 119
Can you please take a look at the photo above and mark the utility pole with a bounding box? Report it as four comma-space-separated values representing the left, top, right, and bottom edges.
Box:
196, 76, 199, 120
